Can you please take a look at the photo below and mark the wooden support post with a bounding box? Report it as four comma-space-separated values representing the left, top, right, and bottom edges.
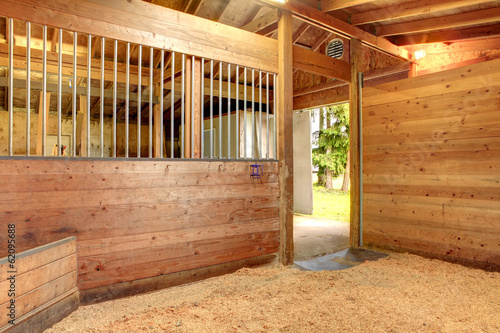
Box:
36, 91, 50, 156
349, 38, 362, 248
78, 96, 88, 157
185, 56, 192, 158
193, 58, 202, 159
408, 62, 418, 78
278, 10, 294, 265
154, 104, 162, 158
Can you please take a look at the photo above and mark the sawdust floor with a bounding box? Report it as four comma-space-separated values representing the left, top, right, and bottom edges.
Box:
46, 252, 500, 333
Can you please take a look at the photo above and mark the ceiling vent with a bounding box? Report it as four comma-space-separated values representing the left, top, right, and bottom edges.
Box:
326, 39, 343, 59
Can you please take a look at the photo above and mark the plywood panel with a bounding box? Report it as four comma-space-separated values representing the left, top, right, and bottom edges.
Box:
362, 59, 500, 265
0, 160, 280, 291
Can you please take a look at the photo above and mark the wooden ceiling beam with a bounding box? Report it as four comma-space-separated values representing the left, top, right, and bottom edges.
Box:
404, 38, 500, 55
351, 0, 496, 25
376, 7, 500, 37
292, 23, 310, 43
184, 0, 203, 15
256, 22, 279, 36
288, 1, 411, 61
320, 0, 377, 12
293, 62, 410, 97
310, 30, 332, 52
293, 85, 349, 110
241, 8, 279, 33
394, 24, 500, 45
198, 0, 232, 22
293, 45, 351, 82
241, 5, 263, 27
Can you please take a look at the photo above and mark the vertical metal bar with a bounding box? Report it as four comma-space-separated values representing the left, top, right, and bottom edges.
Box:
170, 51, 175, 158
8, 18, 13, 156
86, 34, 91, 157
359, 72, 364, 247
57, 28, 62, 156
219, 62, 222, 159
243, 67, 247, 159
26, 21, 31, 156
100, 37, 105, 157
201, 58, 204, 159
160, 49, 165, 158
42, 25, 47, 157
113, 39, 117, 157
210, 59, 213, 159
191, 55, 195, 158
181, 53, 185, 158
266, 72, 270, 159
251, 69, 255, 159
137, 45, 142, 158
72, 32, 77, 157
149, 47, 153, 158
125, 42, 130, 158
273, 73, 277, 159
259, 70, 262, 159
235, 65, 239, 159
227, 63, 231, 158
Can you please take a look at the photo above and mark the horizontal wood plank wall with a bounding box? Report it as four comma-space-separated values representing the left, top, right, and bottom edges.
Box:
0, 237, 78, 330
1, 0, 278, 72
0, 160, 279, 290
362, 58, 500, 265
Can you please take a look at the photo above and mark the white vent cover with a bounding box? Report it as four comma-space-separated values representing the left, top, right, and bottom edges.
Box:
326, 39, 343, 59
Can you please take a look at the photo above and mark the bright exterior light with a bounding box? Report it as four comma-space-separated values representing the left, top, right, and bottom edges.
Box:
414, 50, 426, 60
270, 0, 286, 3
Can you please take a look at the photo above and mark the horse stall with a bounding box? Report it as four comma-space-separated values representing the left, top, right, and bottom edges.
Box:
1, 0, 499, 331
0, 1, 280, 330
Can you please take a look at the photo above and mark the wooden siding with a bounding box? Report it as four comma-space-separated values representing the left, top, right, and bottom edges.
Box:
362, 58, 500, 265
0, 160, 279, 291
0, 237, 78, 330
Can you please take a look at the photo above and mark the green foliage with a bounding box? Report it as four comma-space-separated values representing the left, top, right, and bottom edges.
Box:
312, 104, 350, 182
312, 184, 350, 222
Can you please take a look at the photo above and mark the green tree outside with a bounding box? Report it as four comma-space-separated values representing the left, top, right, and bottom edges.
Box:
312, 103, 350, 191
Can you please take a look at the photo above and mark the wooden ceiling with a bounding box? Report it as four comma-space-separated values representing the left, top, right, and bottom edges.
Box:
142, 0, 500, 49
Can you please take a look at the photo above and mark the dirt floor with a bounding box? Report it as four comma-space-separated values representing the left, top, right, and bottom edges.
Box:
46, 252, 500, 333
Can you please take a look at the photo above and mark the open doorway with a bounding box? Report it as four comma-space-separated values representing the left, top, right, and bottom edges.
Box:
293, 103, 351, 261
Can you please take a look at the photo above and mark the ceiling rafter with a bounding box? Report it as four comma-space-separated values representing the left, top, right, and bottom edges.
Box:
240, 4, 263, 27
350, 0, 496, 26
320, 0, 378, 12
376, 7, 500, 37
404, 38, 500, 55
241, 8, 279, 33
197, 0, 232, 22
292, 23, 311, 43
394, 23, 500, 45
288, 1, 411, 61
184, 0, 204, 15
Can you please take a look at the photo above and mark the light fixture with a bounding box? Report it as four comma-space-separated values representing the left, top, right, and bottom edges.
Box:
414, 50, 426, 60
270, 0, 286, 3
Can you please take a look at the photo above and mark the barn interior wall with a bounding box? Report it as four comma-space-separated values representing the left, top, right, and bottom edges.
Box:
0, 110, 164, 157
362, 58, 500, 265
0, 159, 280, 292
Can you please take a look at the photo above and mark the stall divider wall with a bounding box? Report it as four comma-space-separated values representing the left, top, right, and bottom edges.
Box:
0, 160, 279, 299
362, 58, 500, 265
0, 237, 79, 332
